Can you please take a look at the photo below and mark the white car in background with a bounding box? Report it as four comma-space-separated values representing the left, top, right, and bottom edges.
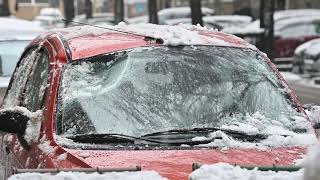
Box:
127, 6, 214, 25
164, 15, 252, 30
293, 38, 320, 76
0, 17, 43, 91
33, 8, 64, 29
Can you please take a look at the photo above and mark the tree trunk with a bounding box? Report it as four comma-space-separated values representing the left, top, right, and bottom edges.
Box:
63, 0, 75, 27
85, 0, 93, 19
148, 0, 159, 24
1, 0, 10, 16
190, 0, 203, 26
259, 0, 265, 28
114, 0, 124, 24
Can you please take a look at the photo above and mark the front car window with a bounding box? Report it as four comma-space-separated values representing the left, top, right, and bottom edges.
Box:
56, 46, 304, 137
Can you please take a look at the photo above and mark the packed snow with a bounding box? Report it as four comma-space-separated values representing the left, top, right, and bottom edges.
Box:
189, 163, 304, 180
8, 171, 167, 180
190, 142, 320, 180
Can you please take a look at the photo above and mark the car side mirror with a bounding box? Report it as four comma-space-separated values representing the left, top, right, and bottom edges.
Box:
0, 107, 32, 149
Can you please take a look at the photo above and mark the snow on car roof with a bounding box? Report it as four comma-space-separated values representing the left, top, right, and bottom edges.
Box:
54, 23, 255, 60
295, 38, 320, 58
0, 17, 43, 40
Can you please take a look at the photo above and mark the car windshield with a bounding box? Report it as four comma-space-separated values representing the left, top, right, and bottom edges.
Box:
56, 46, 303, 137
0, 40, 29, 77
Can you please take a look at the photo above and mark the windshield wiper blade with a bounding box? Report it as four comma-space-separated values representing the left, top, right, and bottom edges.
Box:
65, 133, 168, 144
66, 133, 216, 146
141, 127, 269, 142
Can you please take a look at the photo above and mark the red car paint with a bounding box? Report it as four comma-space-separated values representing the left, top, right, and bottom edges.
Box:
275, 36, 320, 58
1, 27, 315, 180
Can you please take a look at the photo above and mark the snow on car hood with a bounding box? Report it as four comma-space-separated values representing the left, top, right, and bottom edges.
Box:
64, 147, 306, 180
189, 162, 303, 180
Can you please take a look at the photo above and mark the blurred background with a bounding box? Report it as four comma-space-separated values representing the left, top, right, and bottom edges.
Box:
0, 0, 320, 104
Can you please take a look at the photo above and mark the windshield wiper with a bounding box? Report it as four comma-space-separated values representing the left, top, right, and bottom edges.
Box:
66, 133, 218, 146
66, 133, 160, 144
141, 127, 269, 142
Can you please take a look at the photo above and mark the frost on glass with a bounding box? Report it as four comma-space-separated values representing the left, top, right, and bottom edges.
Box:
56, 46, 304, 137
3, 48, 38, 108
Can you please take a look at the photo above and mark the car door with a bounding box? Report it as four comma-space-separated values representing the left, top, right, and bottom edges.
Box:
0, 46, 50, 179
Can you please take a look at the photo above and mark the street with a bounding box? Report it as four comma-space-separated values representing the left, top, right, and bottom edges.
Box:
289, 81, 320, 105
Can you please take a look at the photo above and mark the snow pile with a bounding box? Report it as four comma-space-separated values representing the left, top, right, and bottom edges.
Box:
115, 23, 250, 47
195, 130, 316, 149
190, 142, 320, 180
8, 171, 167, 180
193, 112, 317, 148
189, 163, 303, 180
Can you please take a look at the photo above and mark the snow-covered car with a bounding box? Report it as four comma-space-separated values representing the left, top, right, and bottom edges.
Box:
0, 24, 317, 180
164, 18, 223, 30
127, 7, 214, 25
164, 15, 252, 31
33, 8, 64, 29
223, 9, 320, 59
293, 38, 320, 75
0, 17, 43, 92
203, 15, 252, 29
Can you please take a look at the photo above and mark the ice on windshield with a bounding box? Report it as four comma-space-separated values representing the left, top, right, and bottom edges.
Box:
56, 46, 309, 137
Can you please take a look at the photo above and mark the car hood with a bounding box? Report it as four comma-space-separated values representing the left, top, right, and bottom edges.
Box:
65, 147, 306, 180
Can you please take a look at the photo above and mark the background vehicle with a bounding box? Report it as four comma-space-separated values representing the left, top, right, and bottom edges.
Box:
127, 7, 214, 25
163, 15, 251, 31
0, 17, 43, 100
293, 38, 320, 75
0, 25, 315, 180
33, 8, 64, 29
223, 9, 320, 59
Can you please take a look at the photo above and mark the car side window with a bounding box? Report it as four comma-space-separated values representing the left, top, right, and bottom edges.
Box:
22, 49, 50, 112
279, 23, 319, 38
3, 48, 38, 108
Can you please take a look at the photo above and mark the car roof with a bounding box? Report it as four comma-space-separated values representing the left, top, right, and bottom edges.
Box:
42, 24, 256, 60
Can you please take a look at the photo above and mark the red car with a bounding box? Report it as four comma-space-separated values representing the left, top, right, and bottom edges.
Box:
0, 25, 316, 180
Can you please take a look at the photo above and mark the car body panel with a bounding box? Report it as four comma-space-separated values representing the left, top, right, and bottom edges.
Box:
66, 147, 306, 179
0, 26, 314, 180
